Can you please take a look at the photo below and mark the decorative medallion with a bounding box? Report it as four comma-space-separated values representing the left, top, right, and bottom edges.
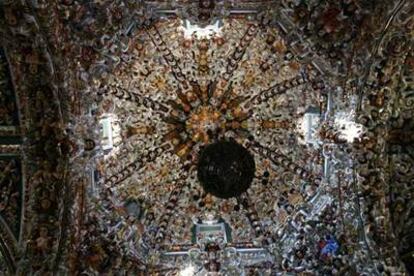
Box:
197, 141, 255, 199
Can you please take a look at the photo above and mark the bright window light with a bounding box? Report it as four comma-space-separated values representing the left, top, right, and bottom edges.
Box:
99, 116, 114, 151
298, 107, 320, 146
179, 19, 222, 39
180, 265, 195, 276
334, 112, 363, 143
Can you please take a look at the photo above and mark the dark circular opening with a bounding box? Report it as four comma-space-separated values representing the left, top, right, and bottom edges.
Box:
197, 141, 255, 199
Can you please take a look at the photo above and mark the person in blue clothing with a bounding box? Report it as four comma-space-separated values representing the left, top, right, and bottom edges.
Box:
321, 235, 339, 256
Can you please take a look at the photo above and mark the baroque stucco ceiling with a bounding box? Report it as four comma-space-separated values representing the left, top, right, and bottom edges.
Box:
0, 0, 413, 275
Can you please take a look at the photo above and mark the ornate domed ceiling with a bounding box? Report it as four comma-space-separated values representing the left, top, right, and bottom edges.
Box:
0, 0, 413, 275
